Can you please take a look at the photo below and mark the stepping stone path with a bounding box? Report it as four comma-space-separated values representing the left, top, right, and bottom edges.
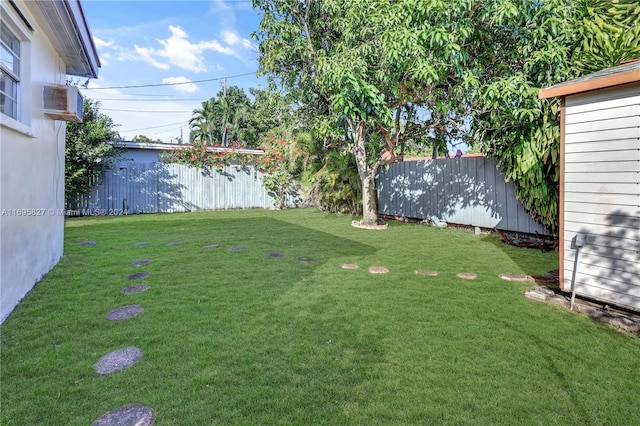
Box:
203, 244, 220, 249
369, 266, 389, 274
92, 404, 154, 426
167, 242, 183, 246
298, 257, 313, 263
133, 242, 150, 246
415, 270, 438, 276
79, 241, 97, 246
94, 347, 143, 375
128, 272, 149, 281
107, 305, 143, 321
228, 247, 245, 252
342, 263, 359, 270
91, 250, 155, 423
121, 284, 149, 295
499, 273, 533, 282
265, 252, 283, 258
457, 272, 477, 280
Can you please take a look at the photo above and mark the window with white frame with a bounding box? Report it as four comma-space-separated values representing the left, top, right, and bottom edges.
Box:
1, 20, 21, 120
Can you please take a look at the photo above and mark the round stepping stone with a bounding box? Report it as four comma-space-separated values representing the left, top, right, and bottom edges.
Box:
415, 270, 438, 276
167, 241, 183, 246
298, 257, 313, 263
457, 272, 477, 280
121, 285, 149, 295
203, 244, 220, 249
94, 347, 143, 375
265, 252, 283, 258
107, 305, 143, 321
499, 273, 532, 282
92, 404, 154, 426
133, 242, 149, 247
369, 266, 389, 274
128, 272, 149, 281
130, 259, 150, 267
228, 247, 245, 252
79, 241, 96, 246
342, 263, 359, 270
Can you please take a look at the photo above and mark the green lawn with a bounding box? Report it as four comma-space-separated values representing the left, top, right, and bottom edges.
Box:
2, 209, 638, 425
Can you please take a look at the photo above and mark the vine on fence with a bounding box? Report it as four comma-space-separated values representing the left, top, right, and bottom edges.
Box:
162, 136, 298, 209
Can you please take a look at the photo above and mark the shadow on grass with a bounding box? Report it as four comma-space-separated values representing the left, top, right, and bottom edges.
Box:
480, 233, 559, 279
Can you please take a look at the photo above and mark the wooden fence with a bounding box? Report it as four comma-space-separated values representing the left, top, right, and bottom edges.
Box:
72, 163, 292, 214
376, 156, 549, 234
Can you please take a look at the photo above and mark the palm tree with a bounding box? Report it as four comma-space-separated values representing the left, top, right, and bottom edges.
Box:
189, 99, 217, 144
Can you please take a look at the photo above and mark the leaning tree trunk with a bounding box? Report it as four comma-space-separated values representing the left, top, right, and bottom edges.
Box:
349, 120, 379, 225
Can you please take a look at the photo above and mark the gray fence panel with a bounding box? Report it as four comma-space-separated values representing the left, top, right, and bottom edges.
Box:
376, 157, 549, 234
75, 163, 283, 214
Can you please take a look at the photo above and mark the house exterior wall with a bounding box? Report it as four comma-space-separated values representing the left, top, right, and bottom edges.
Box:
118, 147, 164, 164
1, 4, 68, 322
563, 83, 640, 311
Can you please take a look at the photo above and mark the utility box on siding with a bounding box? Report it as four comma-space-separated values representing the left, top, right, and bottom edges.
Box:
540, 60, 640, 311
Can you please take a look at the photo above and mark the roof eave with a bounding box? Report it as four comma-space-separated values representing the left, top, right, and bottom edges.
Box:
27, 0, 100, 78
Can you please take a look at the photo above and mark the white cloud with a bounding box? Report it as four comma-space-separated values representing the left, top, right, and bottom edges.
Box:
222, 30, 240, 46
93, 36, 113, 49
133, 25, 239, 72
134, 45, 171, 70
162, 76, 199, 94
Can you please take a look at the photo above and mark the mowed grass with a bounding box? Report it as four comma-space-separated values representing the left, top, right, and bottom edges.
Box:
1, 208, 639, 425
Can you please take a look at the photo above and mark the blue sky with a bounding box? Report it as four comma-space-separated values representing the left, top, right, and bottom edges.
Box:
79, 0, 265, 142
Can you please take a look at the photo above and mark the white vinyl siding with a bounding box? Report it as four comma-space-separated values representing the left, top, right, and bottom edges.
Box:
563, 83, 640, 311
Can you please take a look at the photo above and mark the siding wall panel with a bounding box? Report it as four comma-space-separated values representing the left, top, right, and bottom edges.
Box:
562, 83, 640, 311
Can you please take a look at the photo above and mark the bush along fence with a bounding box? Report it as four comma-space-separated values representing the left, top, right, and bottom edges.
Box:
69, 162, 299, 215
376, 155, 550, 235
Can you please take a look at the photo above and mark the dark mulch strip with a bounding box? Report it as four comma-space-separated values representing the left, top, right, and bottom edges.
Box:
298, 257, 313, 263
265, 252, 283, 258
128, 272, 149, 281
121, 285, 149, 295
203, 244, 220, 249
79, 241, 97, 246
107, 305, 144, 321
130, 259, 150, 267
94, 347, 143, 375
228, 247, 245, 252
133, 242, 150, 247
167, 242, 183, 246
92, 405, 154, 426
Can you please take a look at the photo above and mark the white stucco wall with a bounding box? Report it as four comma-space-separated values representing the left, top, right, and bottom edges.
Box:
1, 4, 68, 322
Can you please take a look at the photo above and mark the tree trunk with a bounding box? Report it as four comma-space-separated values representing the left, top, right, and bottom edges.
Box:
360, 170, 378, 225
349, 120, 379, 225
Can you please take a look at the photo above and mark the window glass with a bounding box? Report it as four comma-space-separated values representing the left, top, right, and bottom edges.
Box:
0, 21, 19, 120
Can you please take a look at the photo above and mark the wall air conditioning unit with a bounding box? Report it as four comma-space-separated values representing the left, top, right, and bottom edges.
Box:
43, 84, 83, 123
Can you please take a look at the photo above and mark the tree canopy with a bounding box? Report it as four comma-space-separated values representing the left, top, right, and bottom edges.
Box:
253, 0, 640, 231
65, 98, 121, 204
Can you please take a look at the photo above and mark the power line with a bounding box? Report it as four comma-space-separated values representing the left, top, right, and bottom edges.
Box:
84, 72, 256, 90
119, 120, 188, 133
102, 108, 193, 113
95, 98, 204, 102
